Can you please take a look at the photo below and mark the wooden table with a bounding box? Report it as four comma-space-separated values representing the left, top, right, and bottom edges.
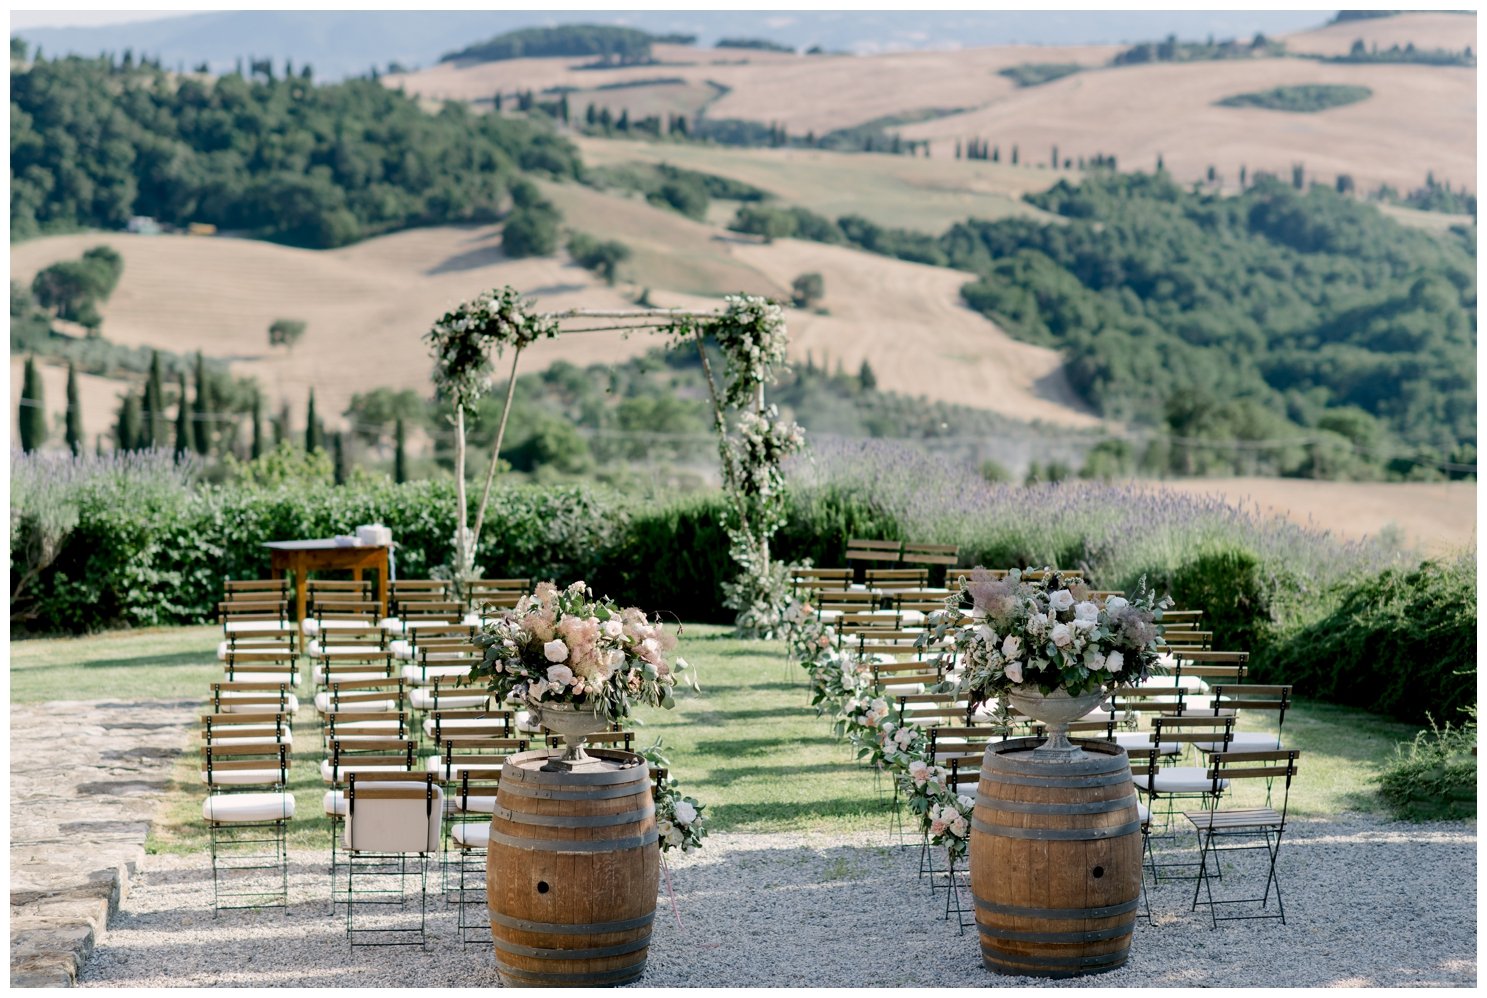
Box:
263, 539, 392, 625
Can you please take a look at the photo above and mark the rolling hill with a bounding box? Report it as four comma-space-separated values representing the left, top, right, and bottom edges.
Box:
9, 182, 1102, 448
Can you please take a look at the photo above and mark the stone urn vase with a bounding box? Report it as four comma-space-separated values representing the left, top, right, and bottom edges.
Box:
530, 700, 609, 771
1006, 687, 1108, 758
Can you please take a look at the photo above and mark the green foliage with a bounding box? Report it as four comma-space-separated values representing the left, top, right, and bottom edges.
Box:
1114, 32, 1284, 65
567, 232, 632, 285
1165, 547, 1274, 652
502, 184, 561, 257
394, 417, 408, 484
715, 37, 794, 53
791, 272, 824, 309
1378, 716, 1477, 821
227, 439, 333, 488
1217, 84, 1372, 112
30, 245, 122, 329
442, 24, 657, 66
646, 173, 709, 220
1322, 39, 1475, 66
344, 387, 426, 445
11, 55, 579, 246
64, 361, 82, 455
115, 391, 143, 451
19, 356, 45, 452
1256, 554, 1476, 725
268, 318, 306, 351
998, 63, 1083, 87
304, 389, 323, 453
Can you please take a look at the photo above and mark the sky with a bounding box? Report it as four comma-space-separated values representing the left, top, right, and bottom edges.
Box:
8, 10, 201, 30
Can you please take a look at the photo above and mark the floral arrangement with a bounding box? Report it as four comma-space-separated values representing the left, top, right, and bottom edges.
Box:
469, 580, 694, 724
781, 596, 833, 667
426, 286, 558, 411
922, 567, 1171, 703
639, 740, 709, 854
899, 760, 974, 860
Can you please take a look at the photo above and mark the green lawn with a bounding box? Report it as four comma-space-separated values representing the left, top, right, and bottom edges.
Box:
9, 622, 1422, 856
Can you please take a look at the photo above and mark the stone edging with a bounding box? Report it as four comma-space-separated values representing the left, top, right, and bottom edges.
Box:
9, 700, 196, 987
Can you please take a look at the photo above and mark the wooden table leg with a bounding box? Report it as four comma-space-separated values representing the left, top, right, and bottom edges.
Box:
293, 554, 308, 630
376, 549, 389, 618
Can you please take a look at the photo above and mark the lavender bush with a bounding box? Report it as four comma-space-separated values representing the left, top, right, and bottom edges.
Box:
786, 435, 1403, 603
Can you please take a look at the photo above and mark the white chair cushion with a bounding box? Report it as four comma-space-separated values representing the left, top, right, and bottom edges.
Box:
314, 691, 396, 714
451, 822, 491, 849
1137, 802, 1150, 824
1133, 767, 1229, 795
202, 733, 293, 748
880, 682, 926, 696
446, 794, 499, 815
1114, 733, 1180, 756
1195, 733, 1283, 753
223, 671, 301, 685
312, 666, 391, 685
390, 640, 414, 660
320, 760, 412, 782
215, 694, 299, 714
422, 717, 503, 738
410, 689, 488, 711
424, 757, 503, 777
310, 642, 383, 658
1139, 673, 1205, 691
301, 619, 320, 636
379, 617, 407, 634
201, 767, 287, 786
216, 640, 229, 661
400, 664, 471, 685
224, 620, 293, 635
203, 792, 295, 822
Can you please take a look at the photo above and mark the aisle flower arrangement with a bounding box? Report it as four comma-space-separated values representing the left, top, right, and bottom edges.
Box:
921, 567, 1171, 703
639, 740, 710, 854
469, 580, 696, 724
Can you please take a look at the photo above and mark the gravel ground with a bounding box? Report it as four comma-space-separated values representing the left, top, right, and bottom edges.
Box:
81, 816, 1475, 988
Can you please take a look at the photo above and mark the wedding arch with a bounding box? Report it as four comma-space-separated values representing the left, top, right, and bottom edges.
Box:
425, 287, 803, 637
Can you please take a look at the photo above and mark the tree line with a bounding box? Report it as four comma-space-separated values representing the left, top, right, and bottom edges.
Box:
11, 52, 581, 247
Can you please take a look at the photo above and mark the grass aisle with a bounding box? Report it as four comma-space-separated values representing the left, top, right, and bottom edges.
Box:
9, 622, 1421, 856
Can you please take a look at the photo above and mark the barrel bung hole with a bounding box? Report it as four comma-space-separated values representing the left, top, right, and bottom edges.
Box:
536, 881, 550, 894
1091, 866, 1105, 879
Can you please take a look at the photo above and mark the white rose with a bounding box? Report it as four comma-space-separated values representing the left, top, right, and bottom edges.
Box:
1003, 659, 1023, 684
1050, 623, 1073, 648
602, 619, 624, 638
1105, 650, 1124, 673
975, 624, 997, 647
673, 801, 698, 825
1072, 616, 1097, 633
1001, 635, 1022, 659
657, 818, 675, 836
958, 795, 976, 810
546, 664, 575, 687
1049, 589, 1075, 612
1073, 601, 1099, 621
1104, 596, 1129, 613
544, 639, 569, 663
665, 828, 684, 847
1087, 651, 1107, 672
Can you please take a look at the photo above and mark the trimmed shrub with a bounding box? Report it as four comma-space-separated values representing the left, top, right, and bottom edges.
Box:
1165, 547, 1274, 652
1378, 717, 1477, 821
1255, 555, 1476, 725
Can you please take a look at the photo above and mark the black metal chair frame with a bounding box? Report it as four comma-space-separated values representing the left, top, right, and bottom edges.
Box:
1187, 750, 1299, 929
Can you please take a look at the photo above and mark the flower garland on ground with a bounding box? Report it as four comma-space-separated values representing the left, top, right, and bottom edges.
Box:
787, 592, 973, 860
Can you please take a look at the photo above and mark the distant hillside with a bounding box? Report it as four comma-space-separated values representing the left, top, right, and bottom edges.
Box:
9, 53, 580, 246
12, 10, 1329, 79
440, 24, 664, 67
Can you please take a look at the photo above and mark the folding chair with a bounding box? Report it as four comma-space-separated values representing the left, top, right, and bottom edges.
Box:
208, 681, 299, 716
864, 567, 930, 592
217, 598, 297, 657
323, 736, 418, 909
465, 578, 530, 619
1132, 715, 1234, 882
845, 538, 902, 583
791, 567, 853, 595
221, 649, 301, 687
410, 676, 491, 714
900, 542, 959, 588
200, 742, 295, 915
1186, 750, 1301, 928
388, 579, 452, 619
344, 774, 443, 948
201, 710, 294, 750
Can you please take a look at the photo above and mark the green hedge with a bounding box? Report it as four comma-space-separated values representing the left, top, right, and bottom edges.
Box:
1254, 555, 1476, 726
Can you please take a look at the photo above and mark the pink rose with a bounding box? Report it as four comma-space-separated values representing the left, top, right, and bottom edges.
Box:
543, 639, 569, 663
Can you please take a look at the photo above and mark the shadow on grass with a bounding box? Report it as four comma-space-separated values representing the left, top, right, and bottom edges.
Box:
694, 760, 871, 789
708, 798, 887, 829
68, 651, 215, 671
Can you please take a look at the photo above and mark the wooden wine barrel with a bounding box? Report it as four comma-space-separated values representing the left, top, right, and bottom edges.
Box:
487, 749, 658, 987
971, 738, 1142, 979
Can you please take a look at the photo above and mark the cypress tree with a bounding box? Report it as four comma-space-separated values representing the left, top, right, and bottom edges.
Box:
276, 401, 290, 446
305, 390, 323, 452
250, 392, 264, 459
116, 392, 142, 451
142, 350, 164, 448
394, 417, 408, 484
65, 361, 83, 455
192, 352, 210, 455
19, 356, 46, 453
174, 372, 190, 456
333, 431, 347, 484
